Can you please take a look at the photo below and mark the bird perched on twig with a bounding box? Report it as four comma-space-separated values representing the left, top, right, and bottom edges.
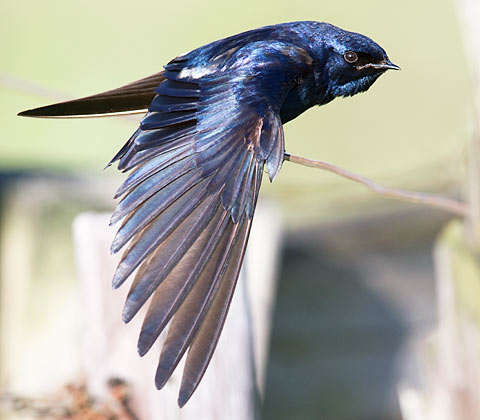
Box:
19, 21, 399, 407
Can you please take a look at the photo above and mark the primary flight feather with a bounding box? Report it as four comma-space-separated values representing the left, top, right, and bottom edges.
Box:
19, 21, 398, 406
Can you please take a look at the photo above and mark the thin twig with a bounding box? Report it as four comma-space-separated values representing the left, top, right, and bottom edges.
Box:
284, 152, 468, 218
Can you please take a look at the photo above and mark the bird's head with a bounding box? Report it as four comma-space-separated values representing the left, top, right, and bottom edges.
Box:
316, 24, 399, 102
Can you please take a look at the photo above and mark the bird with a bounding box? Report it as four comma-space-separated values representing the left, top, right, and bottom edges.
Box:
18, 21, 399, 406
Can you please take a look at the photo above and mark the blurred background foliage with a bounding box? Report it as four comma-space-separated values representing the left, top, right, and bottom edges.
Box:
0, 0, 469, 225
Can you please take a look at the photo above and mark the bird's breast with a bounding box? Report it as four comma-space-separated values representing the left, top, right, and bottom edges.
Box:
279, 75, 319, 124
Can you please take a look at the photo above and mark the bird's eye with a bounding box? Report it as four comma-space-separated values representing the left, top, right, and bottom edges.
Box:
344, 51, 358, 64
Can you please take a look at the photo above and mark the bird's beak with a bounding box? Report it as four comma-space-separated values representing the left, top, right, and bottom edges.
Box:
355, 60, 401, 71
376, 59, 401, 71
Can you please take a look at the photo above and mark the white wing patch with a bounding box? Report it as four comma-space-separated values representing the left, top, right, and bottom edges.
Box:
179, 65, 217, 79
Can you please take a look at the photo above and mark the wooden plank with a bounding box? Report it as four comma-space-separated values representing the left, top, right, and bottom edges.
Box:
72, 203, 282, 419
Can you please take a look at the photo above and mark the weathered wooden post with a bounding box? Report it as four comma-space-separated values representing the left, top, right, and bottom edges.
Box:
73, 202, 282, 420
398, 1, 480, 418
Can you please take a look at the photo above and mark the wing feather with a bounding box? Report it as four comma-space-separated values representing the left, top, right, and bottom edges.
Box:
111, 154, 197, 225
18, 36, 314, 406
178, 216, 251, 406
119, 145, 250, 319
113, 142, 194, 199
107, 67, 284, 402
105, 40, 312, 403
231, 156, 256, 222
111, 170, 206, 253
137, 199, 226, 356
154, 214, 239, 389
122, 190, 223, 322
112, 175, 213, 289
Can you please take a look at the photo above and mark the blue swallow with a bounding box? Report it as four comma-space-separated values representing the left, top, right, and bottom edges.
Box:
19, 21, 399, 406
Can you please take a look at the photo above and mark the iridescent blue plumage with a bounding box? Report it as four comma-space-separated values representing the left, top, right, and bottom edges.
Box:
18, 20, 398, 406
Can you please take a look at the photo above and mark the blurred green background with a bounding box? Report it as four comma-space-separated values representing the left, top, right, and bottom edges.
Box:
1, 0, 469, 224
0, 0, 472, 419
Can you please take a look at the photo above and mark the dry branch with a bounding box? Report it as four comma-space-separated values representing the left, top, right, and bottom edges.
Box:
284, 152, 468, 218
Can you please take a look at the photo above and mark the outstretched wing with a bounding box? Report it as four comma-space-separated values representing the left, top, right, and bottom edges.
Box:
110, 42, 313, 406
18, 37, 313, 406
109, 58, 286, 406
